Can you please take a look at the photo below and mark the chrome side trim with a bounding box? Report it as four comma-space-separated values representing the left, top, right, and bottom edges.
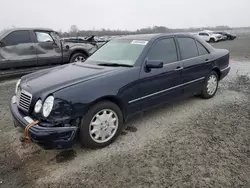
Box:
163, 61, 180, 66
128, 77, 205, 104
221, 66, 230, 72
162, 54, 210, 67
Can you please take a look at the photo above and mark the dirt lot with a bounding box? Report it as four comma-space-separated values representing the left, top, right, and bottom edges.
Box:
0, 36, 250, 188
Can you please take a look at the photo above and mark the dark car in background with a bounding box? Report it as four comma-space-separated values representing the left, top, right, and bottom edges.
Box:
0, 28, 102, 77
214, 31, 237, 40
10, 33, 230, 149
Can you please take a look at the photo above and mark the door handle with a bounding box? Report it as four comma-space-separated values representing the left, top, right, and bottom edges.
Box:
175, 66, 183, 71
205, 59, 210, 63
29, 46, 35, 50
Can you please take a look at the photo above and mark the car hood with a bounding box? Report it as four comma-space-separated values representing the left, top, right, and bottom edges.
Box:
21, 62, 124, 94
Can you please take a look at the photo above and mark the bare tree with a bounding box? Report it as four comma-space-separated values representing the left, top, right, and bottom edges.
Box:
69, 25, 79, 37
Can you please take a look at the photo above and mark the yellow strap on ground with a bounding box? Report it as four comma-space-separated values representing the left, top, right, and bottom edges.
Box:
24, 121, 39, 142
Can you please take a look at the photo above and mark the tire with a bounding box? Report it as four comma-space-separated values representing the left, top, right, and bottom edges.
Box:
79, 101, 124, 149
69, 53, 87, 63
201, 71, 219, 99
209, 38, 215, 43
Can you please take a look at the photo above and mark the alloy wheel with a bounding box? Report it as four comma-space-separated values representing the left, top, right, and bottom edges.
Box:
74, 56, 85, 63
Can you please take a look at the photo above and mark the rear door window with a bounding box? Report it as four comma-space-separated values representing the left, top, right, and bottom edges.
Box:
2, 30, 32, 46
147, 38, 178, 64
177, 37, 199, 60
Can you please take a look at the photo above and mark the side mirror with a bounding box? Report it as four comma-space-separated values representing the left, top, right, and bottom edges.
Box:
0, 41, 5, 47
145, 60, 163, 70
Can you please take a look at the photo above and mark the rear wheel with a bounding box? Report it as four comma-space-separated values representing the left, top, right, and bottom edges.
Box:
79, 101, 123, 148
70, 53, 87, 63
201, 71, 219, 99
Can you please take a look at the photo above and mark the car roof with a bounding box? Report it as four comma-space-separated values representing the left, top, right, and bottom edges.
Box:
115, 33, 196, 41
7, 27, 54, 32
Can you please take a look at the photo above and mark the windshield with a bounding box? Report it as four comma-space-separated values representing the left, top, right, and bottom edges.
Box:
86, 39, 147, 66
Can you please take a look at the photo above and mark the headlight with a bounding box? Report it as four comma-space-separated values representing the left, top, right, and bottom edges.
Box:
34, 99, 42, 113
15, 79, 21, 94
42, 96, 54, 117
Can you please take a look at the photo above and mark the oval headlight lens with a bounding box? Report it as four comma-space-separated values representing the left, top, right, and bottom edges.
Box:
34, 99, 42, 113
42, 96, 54, 117
15, 79, 21, 94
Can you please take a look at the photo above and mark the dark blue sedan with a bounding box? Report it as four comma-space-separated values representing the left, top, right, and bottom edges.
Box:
10, 33, 230, 149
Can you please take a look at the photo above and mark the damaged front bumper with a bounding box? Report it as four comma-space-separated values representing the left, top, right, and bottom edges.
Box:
9, 96, 78, 149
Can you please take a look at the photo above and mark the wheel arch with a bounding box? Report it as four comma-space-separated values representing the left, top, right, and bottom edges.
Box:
69, 49, 89, 60
209, 37, 216, 42
88, 95, 127, 122
212, 67, 221, 80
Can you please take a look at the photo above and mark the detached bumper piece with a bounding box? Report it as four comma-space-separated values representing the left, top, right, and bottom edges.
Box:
10, 96, 78, 149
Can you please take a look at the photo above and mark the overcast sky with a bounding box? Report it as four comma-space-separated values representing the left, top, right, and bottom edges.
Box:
1, 0, 249, 31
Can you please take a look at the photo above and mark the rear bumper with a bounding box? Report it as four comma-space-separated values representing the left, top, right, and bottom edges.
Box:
220, 66, 231, 80
10, 96, 78, 149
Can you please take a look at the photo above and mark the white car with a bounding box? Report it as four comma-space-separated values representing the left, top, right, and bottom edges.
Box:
197, 30, 223, 43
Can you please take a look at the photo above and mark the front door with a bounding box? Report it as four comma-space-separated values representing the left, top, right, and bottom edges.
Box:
34, 31, 62, 66
176, 37, 211, 96
133, 37, 184, 110
0, 30, 38, 70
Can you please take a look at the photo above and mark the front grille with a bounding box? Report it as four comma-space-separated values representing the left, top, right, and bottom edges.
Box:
17, 89, 32, 112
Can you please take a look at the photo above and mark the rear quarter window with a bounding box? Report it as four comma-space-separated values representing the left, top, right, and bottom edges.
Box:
196, 41, 209, 56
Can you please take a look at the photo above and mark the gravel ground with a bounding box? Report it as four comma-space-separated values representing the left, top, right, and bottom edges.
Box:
0, 36, 250, 188
211, 35, 250, 61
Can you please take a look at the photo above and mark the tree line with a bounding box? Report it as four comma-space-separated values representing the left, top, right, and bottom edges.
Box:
59, 25, 232, 37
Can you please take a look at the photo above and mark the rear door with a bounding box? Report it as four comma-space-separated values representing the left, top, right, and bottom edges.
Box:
176, 37, 211, 96
0, 30, 38, 70
33, 31, 62, 66
135, 37, 184, 110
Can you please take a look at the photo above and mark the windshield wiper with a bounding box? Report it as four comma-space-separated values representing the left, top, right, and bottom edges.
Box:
97, 63, 133, 67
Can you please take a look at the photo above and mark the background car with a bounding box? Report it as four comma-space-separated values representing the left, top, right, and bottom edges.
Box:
214, 31, 237, 40
0, 28, 105, 77
197, 30, 223, 42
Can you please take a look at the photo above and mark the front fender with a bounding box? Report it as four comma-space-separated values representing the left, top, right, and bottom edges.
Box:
68, 43, 98, 56
52, 67, 140, 120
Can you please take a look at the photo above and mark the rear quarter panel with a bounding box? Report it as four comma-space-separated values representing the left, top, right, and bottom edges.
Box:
210, 49, 230, 71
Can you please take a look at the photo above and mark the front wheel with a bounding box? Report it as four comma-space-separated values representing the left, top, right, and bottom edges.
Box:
79, 101, 123, 149
201, 71, 219, 99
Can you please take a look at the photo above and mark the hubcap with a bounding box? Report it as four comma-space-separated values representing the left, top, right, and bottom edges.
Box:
207, 75, 218, 95
74, 56, 85, 63
89, 109, 119, 143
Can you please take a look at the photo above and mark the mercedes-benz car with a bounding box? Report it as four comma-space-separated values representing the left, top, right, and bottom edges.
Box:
10, 33, 230, 149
